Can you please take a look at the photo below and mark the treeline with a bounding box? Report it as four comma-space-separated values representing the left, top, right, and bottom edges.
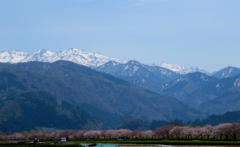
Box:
187, 111, 240, 126
119, 110, 240, 131
118, 118, 169, 130
2, 123, 240, 141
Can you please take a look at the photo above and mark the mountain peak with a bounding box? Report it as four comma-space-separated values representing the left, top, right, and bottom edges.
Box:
126, 60, 141, 65
36, 49, 47, 53
212, 66, 240, 79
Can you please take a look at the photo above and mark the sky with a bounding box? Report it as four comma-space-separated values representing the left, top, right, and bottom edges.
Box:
0, 0, 239, 72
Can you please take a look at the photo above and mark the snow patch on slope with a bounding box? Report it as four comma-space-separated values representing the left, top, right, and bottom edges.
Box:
150, 62, 209, 75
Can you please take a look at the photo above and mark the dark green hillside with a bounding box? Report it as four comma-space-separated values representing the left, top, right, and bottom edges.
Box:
188, 110, 240, 126
118, 118, 169, 130
0, 72, 26, 91
0, 91, 98, 132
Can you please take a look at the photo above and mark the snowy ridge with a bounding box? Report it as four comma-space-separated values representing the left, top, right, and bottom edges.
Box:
0, 48, 126, 67
0, 50, 29, 63
0, 48, 209, 74
151, 62, 209, 75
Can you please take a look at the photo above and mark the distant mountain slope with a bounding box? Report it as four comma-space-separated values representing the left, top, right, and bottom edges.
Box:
94, 60, 181, 92
181, 73, 240, 114
0, 61, 205, 125
158, 72, 219, 100
151, 62, 209, 75
94, 61, 218, 100
212, 66, 240, 79
0, 91, 98, 132
0, 48, 126, 67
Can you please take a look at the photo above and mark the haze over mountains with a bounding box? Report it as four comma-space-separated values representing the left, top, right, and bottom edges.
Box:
1, 48, 240, 132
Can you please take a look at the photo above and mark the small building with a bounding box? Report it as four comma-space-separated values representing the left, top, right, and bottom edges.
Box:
60, 137, 66, 143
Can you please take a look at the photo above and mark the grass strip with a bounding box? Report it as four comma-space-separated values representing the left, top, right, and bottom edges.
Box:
0, 144, 80, 147
74, 140, 240, 145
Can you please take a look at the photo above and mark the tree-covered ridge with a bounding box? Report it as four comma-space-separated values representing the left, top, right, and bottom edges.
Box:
0, 91, 99, 133
188, 110, 240, 126
117, 118, 169, 131
117, 110, 240, 131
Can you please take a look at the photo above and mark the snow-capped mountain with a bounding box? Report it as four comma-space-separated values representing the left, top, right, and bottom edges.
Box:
94, 60, 181, 82
0, 48, 126, 67
0, 48, 209, 74
151, 62, 209, 75
0, 50, 29, 63
94, 60, 182, 93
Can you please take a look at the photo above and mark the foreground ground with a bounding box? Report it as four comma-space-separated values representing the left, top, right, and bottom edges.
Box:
2, 139, 240, 147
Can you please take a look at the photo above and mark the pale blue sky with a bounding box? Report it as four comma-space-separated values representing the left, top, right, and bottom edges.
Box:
0, 0, 239, 72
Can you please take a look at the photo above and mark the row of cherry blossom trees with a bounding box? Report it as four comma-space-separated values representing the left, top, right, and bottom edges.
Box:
1, 123, 240, 140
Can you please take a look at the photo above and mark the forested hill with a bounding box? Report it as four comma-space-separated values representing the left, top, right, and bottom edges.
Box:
118, 110, 240, 131
0, 91, 99, 132
188, 110, 240, 126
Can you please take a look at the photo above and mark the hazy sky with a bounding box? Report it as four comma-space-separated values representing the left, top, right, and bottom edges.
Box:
0, 0, 239, 72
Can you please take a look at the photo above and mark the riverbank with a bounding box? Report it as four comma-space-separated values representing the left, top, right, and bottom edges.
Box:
75, 140, 240, 145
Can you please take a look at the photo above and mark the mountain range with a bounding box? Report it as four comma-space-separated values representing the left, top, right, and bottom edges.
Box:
1, 48, 240, 132
0, 60, 206, 132
0, 49, 126, 67
94, 60, 181, 94
182, 73, 240, 114
0, 48, 208, 74
98, 60, 240, 115
2, 48, 240, 78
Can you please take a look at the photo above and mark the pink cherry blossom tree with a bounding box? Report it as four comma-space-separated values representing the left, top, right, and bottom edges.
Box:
141, 130, 154, 139
154, 125, 174, 139
73, 130, 87, 139
169, 126, 184, 139
229, 123, 240, 140
105, 130, 116, 139
180, 126, 193, 139
117, 129, 132, 138
218, 123, 232, 140
8, 133, 24, 140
